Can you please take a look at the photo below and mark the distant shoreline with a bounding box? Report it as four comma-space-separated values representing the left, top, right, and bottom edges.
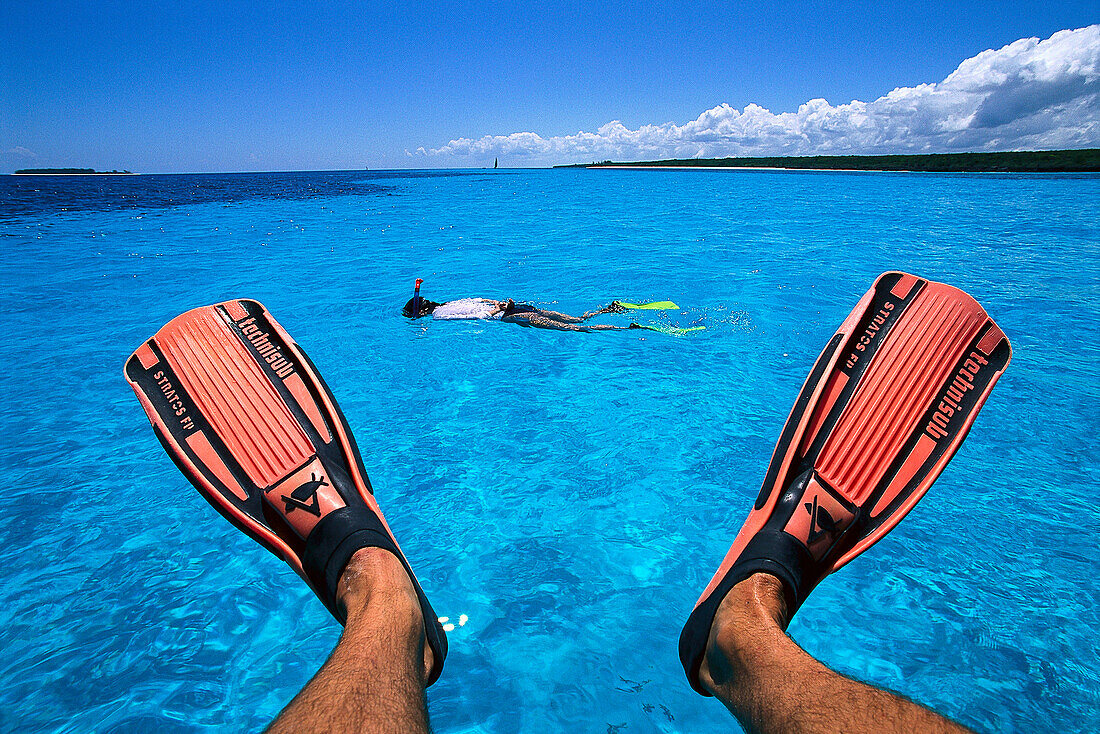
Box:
555, 149, 1100, 173
13, 168, 137, 176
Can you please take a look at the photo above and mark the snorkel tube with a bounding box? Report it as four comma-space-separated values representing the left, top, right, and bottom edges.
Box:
411, 278, 423, 317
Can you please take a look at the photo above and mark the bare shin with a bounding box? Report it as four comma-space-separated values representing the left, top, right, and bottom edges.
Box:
266, 548, 433, 734
700, 574, 974, 734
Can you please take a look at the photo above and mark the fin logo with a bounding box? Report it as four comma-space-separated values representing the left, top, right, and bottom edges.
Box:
282, 472, 328, 516
804, 495, 838, 544
235, 317, 295, 379
925, 351, 989, 439
783, 480, 851, 556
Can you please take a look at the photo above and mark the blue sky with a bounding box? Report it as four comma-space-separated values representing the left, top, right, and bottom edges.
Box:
2, 1, 1097, 172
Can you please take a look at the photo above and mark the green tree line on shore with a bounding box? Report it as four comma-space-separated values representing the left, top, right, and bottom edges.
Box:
14, 168, 134, 175
557, 149, 1100, 172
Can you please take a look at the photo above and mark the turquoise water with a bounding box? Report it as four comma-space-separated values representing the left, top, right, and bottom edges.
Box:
1, 169, 1097, 733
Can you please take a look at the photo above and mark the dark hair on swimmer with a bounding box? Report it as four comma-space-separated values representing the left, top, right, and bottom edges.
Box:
403, 297, 439, 318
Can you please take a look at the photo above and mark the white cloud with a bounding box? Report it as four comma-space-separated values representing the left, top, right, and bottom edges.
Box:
5, 146, 36, 159
419, 25, 1100, 164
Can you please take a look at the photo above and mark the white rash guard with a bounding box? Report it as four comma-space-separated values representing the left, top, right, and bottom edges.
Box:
431, 298, 503, 320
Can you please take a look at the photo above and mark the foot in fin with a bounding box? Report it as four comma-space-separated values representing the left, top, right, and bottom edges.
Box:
125, 299, 447, 685
618, 300, 679, 310
679, 272, 1010, 695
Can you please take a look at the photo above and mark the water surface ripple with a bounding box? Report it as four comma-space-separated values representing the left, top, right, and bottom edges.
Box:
1, 169, 1096, 733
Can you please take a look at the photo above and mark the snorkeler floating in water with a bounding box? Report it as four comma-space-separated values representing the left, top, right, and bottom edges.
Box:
125, 272, 1009, 734
402, 278, 634, 331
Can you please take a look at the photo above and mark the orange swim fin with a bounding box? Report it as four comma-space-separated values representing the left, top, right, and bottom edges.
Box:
125, 299, 447, 685
679, 272, 1011, 695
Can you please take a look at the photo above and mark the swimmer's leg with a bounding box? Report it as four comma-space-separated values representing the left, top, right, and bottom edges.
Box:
528, 308, 586, 323
699, 573, 973, 734
680, 273, 1010, 733
125, 300, 447, 733
267, 547, 432, 734
502, 313, 632, 331
579, 302, 626, 319
586, 301, 626, 318
525, 303, 623, 323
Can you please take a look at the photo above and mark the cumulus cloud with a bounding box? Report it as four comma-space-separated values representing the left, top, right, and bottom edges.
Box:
419, 25, 1100, 164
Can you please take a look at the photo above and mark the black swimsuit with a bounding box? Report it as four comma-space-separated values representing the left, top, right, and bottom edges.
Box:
504, 303, 539, 316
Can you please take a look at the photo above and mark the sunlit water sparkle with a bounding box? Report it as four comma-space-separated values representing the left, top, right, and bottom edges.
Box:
1, 169, 1097, 733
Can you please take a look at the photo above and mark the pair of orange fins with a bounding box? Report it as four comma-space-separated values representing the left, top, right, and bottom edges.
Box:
125, 272, 1010, 692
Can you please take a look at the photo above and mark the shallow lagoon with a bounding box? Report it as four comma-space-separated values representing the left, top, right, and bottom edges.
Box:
1, 168, 1097, 732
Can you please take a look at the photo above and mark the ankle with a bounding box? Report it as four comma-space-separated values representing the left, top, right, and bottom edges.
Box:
337, 548, 421, 623
336, 547, 434, 681
698, 573, 789, 693
739, 572, 789, 628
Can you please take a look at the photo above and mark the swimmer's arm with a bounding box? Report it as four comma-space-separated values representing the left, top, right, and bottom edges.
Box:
483, 299, 508, 316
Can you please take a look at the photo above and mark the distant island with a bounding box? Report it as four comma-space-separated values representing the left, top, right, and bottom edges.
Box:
555, 149, 1100, 173
13, 168, 136, 175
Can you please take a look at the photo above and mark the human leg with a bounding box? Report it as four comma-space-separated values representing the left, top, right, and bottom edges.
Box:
502, 313, 631, 331
678, 274, 1010, 728
267, 548, 433, 734
530, 307, 585, 323
125, 300, 449, 730
581, 301, 625, 319
698, 573, 973, 734
518, 302, 622, 323
523, 308, 594, 323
